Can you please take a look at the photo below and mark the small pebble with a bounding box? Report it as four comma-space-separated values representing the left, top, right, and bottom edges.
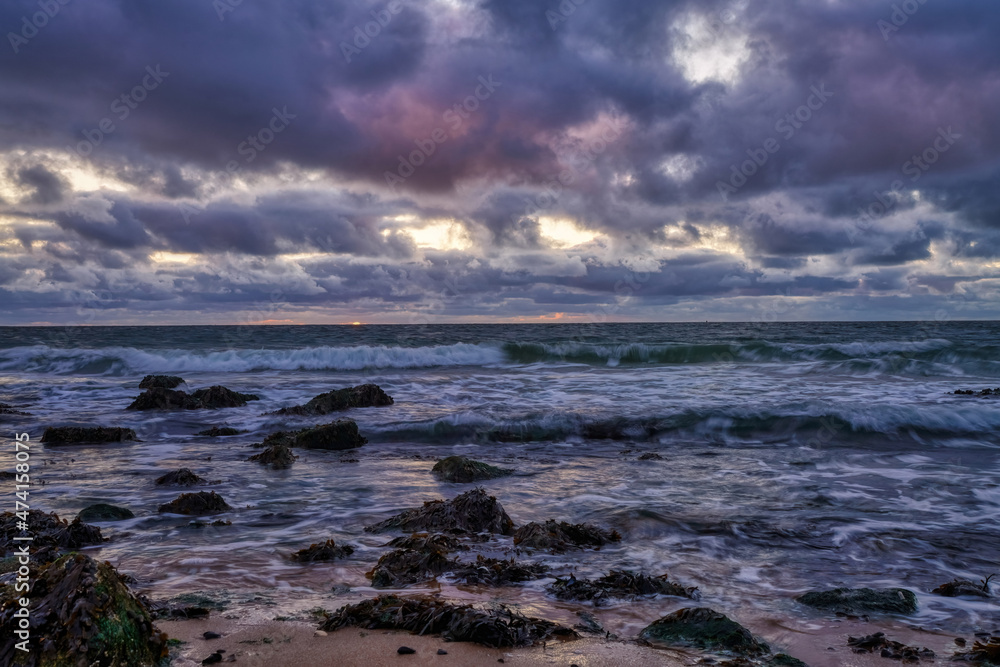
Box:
203, 631, 222, 640
314, 630, 328, 637
437, 649, 448, 655
398, 646, 416, 655
955, 638, 966, 646
202, 652, 223, 666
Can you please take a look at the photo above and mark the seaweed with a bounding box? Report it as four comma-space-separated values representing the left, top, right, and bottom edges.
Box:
40, 426, 137, 445
247, 443, 298, 467
365, 488, 515, 535
451, 555, 549, 586
139, 375, 184, 389
513, 520, 621, 552
933, 578, 992, 598
548, 570, 698, 605
431, 456, 513, 483
155, 468, 207, 486
273, 384, 393, 415
953, 636, 1000, 664
386, 533, 466, 553
0, 509, 104, 566
848, 632, 934, 661
367, 548, 458, 588
127, 385, 258, 410
257, 420, 367, 451
158, 491, 232, 515
291, 539, 355, 562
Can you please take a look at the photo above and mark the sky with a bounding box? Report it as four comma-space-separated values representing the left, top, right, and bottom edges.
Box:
1, 0, 999, 325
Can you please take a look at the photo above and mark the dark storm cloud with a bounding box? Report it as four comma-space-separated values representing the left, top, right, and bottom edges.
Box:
13, 164, 68, 204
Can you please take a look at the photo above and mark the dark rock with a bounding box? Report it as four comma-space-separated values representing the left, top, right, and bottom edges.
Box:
548, 570, 698, 605
953, 636, 1000, 663
767, 655, 810, 666
637, 452, 663, 460
933, 579, 992, 599
127, 385, 259, 410
386, 533, 466, 553
431, 456, 513, 483
155, 468, 207, 486
247, 444, 298, 467
197, 426, 243, 437
203, 631, 222, 639
365, 488, 514, 535
274, 383, 394, 416
320, 594, 576, 648
158, 491, 232, 515
437, 649, 448, 655
77, 503, 135, 522
953, 388, 1000, 396
202, 651, 224, 665
795, 587, 918, 615
639, 607, 769, 656
139, 374, 185, 389
397, 646, 416, 655
512, 520, 621, 552
451, 555, 549, 587
848, 632, 934, 661
1, 509, 104, 565
0, 553, 167, 666
41, 426, 137, 445
291, 539, 355, 562
259, 419, 367, 451
368, 548, 457, 588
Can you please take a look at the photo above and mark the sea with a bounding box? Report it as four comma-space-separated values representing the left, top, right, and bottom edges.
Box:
1, 322, 998, 662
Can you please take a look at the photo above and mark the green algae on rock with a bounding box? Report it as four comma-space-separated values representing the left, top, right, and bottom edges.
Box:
364, 488, 514, 535
639, 607, 769, 656
77, 504, 135, 522
795, 587, 918, 615
431, 455, 513, 483
0, 553, 167, 667
40, 426, 137, 445
274, 383, 394, 415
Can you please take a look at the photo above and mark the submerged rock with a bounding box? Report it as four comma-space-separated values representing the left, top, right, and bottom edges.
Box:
368, 548, 457, 588
548, 570, 698, 604
274, 383, 394, 415
77, 503, 135, 522
637, 452, 663, 461
127, 385, 259, 410
386, 533, 466, 553
139, 374, 185, 389
154, 468, 207, 486
247, 443, 298, 467
431, 456, 513, 483
513, 520, 621, 552
0, 553, 167, 666
1, 510, 104, 566
320, 594, 576, 648
41, 426, 137, 445
452, 556, 549, 587
291, 539, 355, 562
953, 636, 1000, 663
259, 419, 367, 451
639, 607, 769, 656
197, 426, 243, 437
848, 632, 934, 661
158, 491, 232, 515
365, 488, 515, 535
795, 587, 918, 615
933, 579, 992, 599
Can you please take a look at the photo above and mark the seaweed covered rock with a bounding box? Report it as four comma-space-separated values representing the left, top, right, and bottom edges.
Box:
138, 374, 184, 389
274, 384, 394, 415
513, 520, 621, 552
1, 510, 104, 565
365, 488, 514, 535
639, 607, 769, 656
953, 636, 1000, 663
386, 533, 466, 553
291, 539, 355, 562
431, 456, 513, 483
247, 443, 297, 467
41, 426, 137, 445
795, 587, 918, 615
154, 468, 206, 486
0, 553, 167, 666
259, 420, 367, 451
368, 548, 458, 588
127, 385, 259, 410
452, 556, 549, 587
548, 570, 698, 605
77, 504, 134, 522
848, 632, 934, 661
933, 579, 992, 599
320, 594, 575, 648
196, 426, 243, 437
158, 491, 232, 515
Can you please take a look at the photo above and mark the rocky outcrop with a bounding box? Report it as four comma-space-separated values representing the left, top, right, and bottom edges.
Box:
368, 548, 457, 588
290, 539, 355, 562
41, 426, 137, 445
247, 443, 297, 467
548, 570, 698, 604
157, 491, 232, 515
127, 385, 259, 410
431, 456, 513, 483
274, 383, 394, 415
795, 587, 918, 615
138, 374, 185, 389
1, 510, 104, 566
639, 607, 769, 656
513, 520, 621, 552
386, 533, 466, 553
0, 553, 167, 666
154, 468, 207, 486
258, 420, 366, 451
365, 488, 514, 535
77, 504, 134, 522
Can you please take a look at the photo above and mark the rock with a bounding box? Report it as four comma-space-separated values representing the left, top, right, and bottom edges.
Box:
548, 570, 698, 605
368, 548, 457, 588
77, 503, 135, 522
512, 520, 621, 552
848, 632, 934, 661
431, 456, 513, 483
158, 491, 232, 515
291, 539, 355, 562
259, 420, 367, 451
197, 426, 243, 437
203, 631, 222, 639
274, 383, 394, 415
795, 587, 918, 615
365, 488, 515, 535
953, 636, 1000, 663
397, 646, 416, 655
202, 650, 224, 665
320, 594, 576, 648
451, 555, 549, 587
437, 648, 448, 655
386, 533, 466, 553
41, 426, 137, 445
639, 607, 769, 656
247, 444, 298, 467
0, 553, 167, 666
314, 630, 327, 637
139, 374, 185, 389
953, 387, 1000, 396
1, 509, 104, 566
933, 579, 992, 599
155, 468, 207, 486
767, 655, 810, 666
127, 385, 259, 410
637, 452, 663, 460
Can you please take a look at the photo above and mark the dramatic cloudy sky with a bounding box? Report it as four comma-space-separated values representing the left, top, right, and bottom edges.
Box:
1, 0, 998, 324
